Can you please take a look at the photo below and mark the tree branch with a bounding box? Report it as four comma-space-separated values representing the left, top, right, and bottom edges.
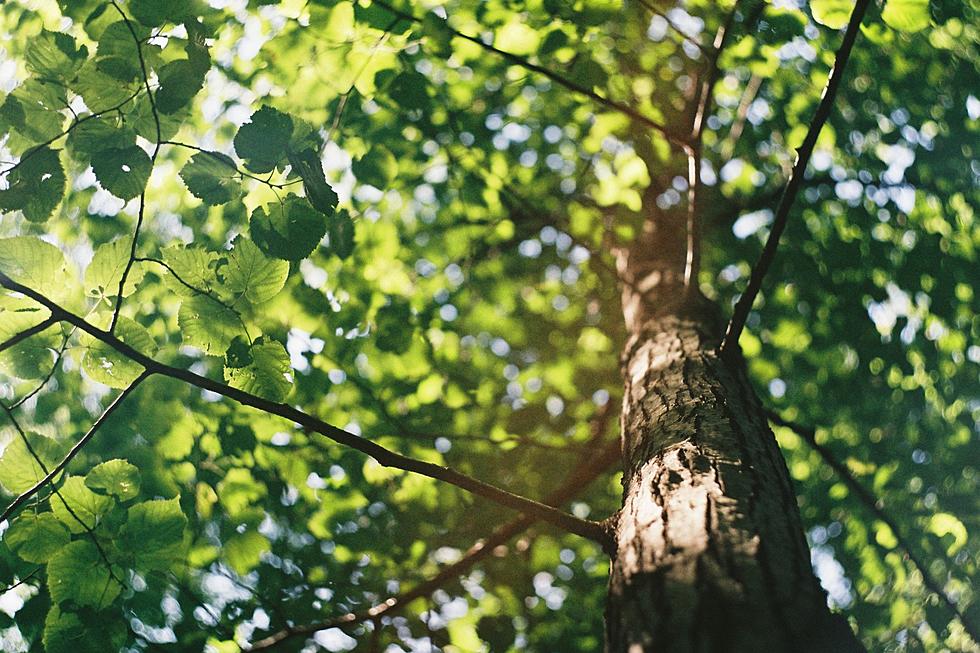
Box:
767, 411, 980, 646
0, 272, 611, 547
720, 0, 869, 354
247, 412, 620, 650
0, 317, 58, 355
369, 0, 688, 150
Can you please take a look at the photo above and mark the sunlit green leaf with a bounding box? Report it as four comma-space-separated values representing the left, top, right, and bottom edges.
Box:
222, 237, 289, 305
85, 459, 141, 500
50, 476, 115, 534
178, 294, 248, 355
85, 239, 145, 300
0, 148, 66, 222
179, 151, 242, 205
881, 0, 931, 32
82, 316, 155, 388
223, 337, 292, 401
47, 540, 121, 608
5, 512, 70, 563
810, 0, 854, 29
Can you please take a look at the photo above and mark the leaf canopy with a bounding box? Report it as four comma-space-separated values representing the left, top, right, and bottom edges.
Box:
0, 0, 977, 651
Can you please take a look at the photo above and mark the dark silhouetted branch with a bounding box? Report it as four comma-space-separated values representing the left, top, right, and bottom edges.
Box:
0, 272, 611, 547
721, 0, 869, 354
247, 412, 620, 650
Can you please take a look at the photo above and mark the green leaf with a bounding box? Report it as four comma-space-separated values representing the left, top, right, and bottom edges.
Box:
0, 90, 66, 153
223, 337, 292, 402
287, 148, 338, 215
0, 432, 62, 494
161, 245, 219, 295
130, 0, 193, 27
66, 118, 136, 158
0, 323, 59, 379
0, 147, 66, 222
90, 145, 152, 200
130, 94, 187, 142
84, 239, 145, 300
51, 476, 114, 533
881, 0, 930, 31
233, 106, 293, 174
352, 147, 397, 188
25, 30, 87, 79
85, 459, 141, 500
5, 512, 70, 563
810, 0, 855, 29
250, 197, 327, 261
155, 54, 209, 114
223, 530, 269, 575
216, 467, 265, 516
0, 236, 68, 289
69, 60, 138, 112
222, 237, 289, 305
327, 209, 356, 260
178, 294, 247, 355
95, 22, 143, 82
47, 540, 121, 608
44, 605, 126, 653
928, 512, 968, 554
120, 497, 187, 570
82, 316, 155, 388
179, 151, 242, 205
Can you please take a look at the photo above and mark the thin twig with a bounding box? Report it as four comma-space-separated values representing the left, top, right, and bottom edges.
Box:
161, 141, 302, 189
767, 411, 980, 646
369, 0, 688, 151
108, 1, 163, 334
8, 327, 75, 409
0, 90, 141, 176
0, 402, 125, 586
0, 272, 611, 547
0, 317, 58, 355
635, 0, 713, 57
720, 0, 869, 354
0, 373, 149, 525
684, 0, 741, 289
0, 568, 41, 594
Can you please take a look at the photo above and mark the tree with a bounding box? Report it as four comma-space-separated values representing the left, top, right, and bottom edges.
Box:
0, 0, 976, 650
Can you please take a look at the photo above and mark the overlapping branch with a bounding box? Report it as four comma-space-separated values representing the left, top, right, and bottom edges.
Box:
720, 0, 870, 353
768, 411, 980, 646
0, 272, 611, 547
248, 413, 620, 650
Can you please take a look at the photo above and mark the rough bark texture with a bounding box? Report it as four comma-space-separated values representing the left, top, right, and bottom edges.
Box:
605, 221, 864, 653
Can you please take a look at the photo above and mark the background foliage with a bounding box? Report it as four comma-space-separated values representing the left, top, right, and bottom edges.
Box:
0, 0, 977, 651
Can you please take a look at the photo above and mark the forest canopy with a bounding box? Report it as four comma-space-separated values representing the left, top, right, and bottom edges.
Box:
0, 0, 977, 651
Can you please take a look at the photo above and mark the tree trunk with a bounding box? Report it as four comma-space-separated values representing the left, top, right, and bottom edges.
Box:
604, 221, 864, 652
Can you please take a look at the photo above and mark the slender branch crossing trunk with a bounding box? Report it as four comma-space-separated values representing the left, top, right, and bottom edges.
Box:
604, 219, 865, 652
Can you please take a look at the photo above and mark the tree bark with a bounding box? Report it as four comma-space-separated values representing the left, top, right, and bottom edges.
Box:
604, 221, 864, 652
